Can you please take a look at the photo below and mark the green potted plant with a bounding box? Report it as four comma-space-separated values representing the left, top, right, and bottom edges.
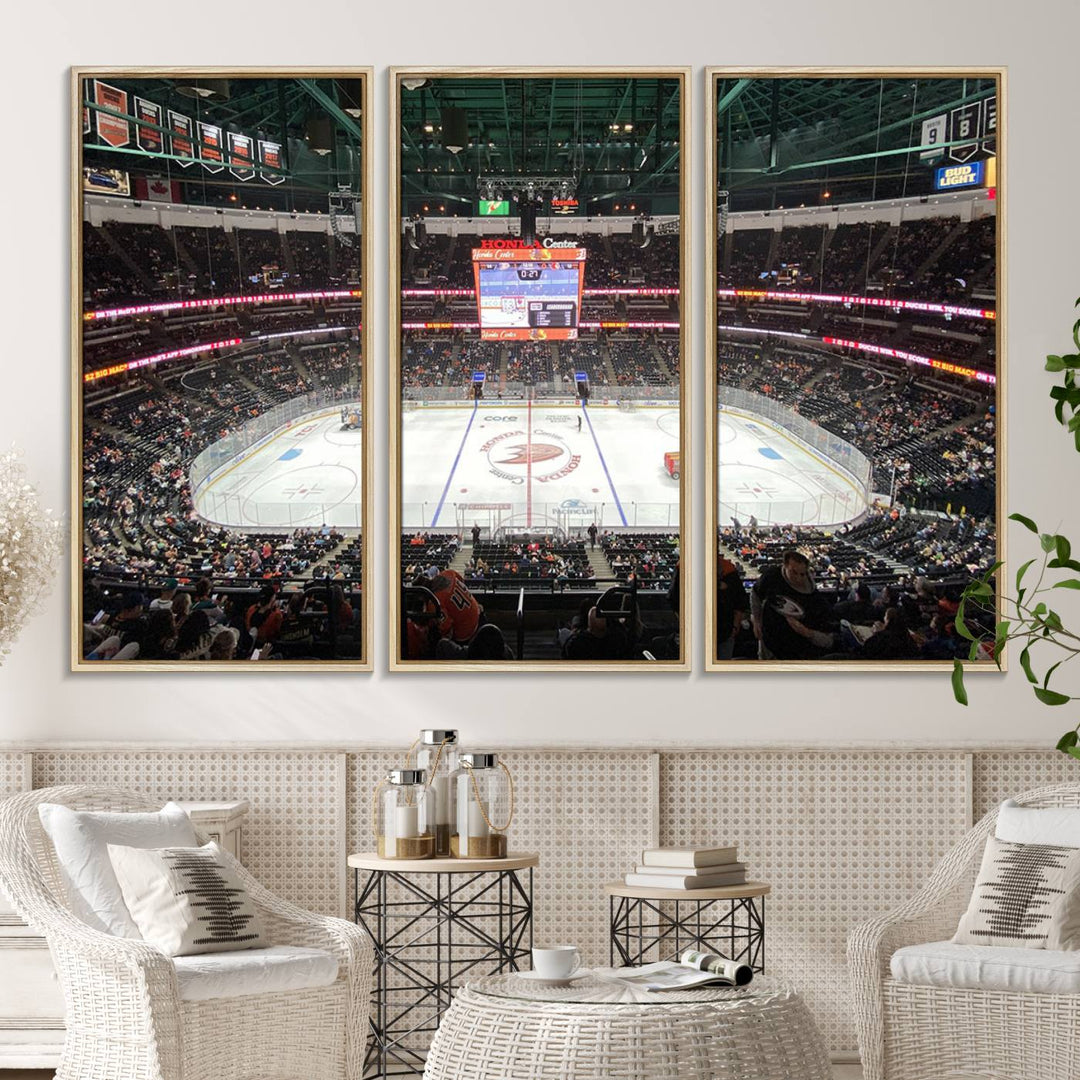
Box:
951, 298, 1080, 761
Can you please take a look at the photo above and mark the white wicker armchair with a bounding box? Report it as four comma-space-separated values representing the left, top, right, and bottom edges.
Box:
0, 786, 373, 1080
848, 782, 1080, 1080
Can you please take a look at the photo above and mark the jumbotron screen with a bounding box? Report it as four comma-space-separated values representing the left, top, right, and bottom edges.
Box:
471, 246, 587, 341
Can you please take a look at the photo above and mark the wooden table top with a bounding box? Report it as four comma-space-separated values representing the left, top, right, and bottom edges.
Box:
349, 852, 540, 873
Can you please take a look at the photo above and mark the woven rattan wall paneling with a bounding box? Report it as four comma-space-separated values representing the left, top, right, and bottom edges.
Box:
658, 750, 969, 1054
31, 751, 343, 916
971, 750, 1080, 819
0, 754, 29, 797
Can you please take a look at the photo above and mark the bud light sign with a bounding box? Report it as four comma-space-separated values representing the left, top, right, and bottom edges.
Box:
934, 160, 985, 191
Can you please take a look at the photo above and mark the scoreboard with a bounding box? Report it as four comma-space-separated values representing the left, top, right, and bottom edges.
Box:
471, 247, 587, 341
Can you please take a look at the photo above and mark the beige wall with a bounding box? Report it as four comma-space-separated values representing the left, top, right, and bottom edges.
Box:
1, 1, 1078, 746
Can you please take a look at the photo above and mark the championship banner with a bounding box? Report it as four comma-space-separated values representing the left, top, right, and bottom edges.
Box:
227, 132, 254, 180
168, 111, 194, 166
920, 114, 946, 162
93, 80, 130, 148
83, 104, 91, 135
258, 140, 286, 185
134, 97, 163, 154
198, 122, 224, 172
949, 103, 981, 162
982, 95, 997, 150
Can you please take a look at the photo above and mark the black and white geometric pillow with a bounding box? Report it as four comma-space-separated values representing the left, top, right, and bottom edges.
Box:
953, 835, 1080, 950
108, 841, 267, 957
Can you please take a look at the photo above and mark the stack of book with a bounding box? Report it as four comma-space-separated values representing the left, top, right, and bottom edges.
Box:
624, 845, 747, 890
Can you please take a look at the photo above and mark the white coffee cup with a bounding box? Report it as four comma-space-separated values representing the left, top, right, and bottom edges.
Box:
532, 945, 581, 979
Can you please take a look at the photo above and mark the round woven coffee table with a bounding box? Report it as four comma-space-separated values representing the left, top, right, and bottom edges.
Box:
423, 971, 831, 1079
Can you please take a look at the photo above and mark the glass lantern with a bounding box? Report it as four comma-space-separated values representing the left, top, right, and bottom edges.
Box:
376, 769, 435, 859
415, 729, 462, 857
452, 753, 513, 859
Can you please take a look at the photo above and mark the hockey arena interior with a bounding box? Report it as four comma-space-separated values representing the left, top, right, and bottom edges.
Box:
395, 75, 685, 663
712, 75, 999, 663
79, 75, 366, 663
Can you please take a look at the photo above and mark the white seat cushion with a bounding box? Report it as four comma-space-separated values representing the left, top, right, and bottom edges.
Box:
891, 941, 1080, 995
173, 945, 339, 1002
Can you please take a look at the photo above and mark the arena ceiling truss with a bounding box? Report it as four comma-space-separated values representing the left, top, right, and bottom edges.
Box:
714, 75, 998, 210
398, 77, 682, 211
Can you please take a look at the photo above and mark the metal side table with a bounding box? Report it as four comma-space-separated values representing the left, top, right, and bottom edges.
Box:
605, 880, 770, 971
350, 851, 538, 1078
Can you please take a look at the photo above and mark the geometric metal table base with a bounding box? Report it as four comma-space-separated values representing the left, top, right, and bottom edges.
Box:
352, 856, 536, 1078
608, 887, 767, 972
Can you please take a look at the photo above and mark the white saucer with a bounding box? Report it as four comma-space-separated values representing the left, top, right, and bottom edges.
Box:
514, 970, 590, 986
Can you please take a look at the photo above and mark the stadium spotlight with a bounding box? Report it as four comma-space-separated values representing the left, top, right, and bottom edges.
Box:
339, 79, 363, 118
441, 108, 468, 154
305, 115, 333, 156
176, 78, 230, 102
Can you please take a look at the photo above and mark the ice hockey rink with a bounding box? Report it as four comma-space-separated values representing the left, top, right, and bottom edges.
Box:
192, 408, 363, 529
402, 402, 680, 531
718, 406, 868, 528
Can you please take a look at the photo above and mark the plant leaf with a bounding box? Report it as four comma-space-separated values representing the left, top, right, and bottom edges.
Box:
951, 660, 968, 706
1009, 513, 1039, 534
1034, 687, 1072, 706
954, 599, 975, 641
1058, 731, 1080, 752
1019, 646, 1037, 684
1044, 660, 1064, 689
1052, 579, 1080, 590
1015, 558, 1036, 591
1040, 533, 1058, 554
1067, 746, 1080, 762
1057, 536, 1073, 563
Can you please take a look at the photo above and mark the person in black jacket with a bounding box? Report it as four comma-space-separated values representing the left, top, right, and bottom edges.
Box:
717, 557, 750, 660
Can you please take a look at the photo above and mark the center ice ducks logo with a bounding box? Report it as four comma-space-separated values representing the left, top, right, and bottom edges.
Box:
480, 429, 581, 485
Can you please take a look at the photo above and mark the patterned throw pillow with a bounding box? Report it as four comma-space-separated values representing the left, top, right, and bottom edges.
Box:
107, 841, 266, 957
953, 835, 1080, 950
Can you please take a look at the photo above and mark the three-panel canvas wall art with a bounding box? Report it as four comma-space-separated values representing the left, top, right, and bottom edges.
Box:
73, 67, 1003, 672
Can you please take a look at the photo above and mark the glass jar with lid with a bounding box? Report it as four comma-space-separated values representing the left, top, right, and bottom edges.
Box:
452, 753, 513, 859
376, 769, 435, 859
415, 729, 462, 857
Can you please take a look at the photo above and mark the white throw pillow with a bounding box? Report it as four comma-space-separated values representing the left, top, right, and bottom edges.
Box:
107, 841, 266, 957
953, 834, 1080, 950
38, 801, 197, 937
996, 798, 1080, 847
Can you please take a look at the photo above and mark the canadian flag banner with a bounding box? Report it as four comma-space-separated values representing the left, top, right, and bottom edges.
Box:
136, 176, 181, 204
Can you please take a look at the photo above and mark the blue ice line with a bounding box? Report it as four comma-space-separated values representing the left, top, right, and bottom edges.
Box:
430, 402, 478, 528
582, 403, 628, 526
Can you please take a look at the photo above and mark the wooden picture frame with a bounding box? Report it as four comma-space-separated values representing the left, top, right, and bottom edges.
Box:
704, 68, 1006, 671
72, 68, 374, 670
389, 67, 691, 671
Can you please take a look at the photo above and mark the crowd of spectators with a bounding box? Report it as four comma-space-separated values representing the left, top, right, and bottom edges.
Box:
717, 507, 996, 661
504, 342, 553, 385
463, 537, 596, 591
83, 219, 370, 308
600, 532, 679, 592
80, 344, 361, 661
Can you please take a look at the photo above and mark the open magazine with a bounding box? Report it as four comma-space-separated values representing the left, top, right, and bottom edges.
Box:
595, 949, 753, 991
